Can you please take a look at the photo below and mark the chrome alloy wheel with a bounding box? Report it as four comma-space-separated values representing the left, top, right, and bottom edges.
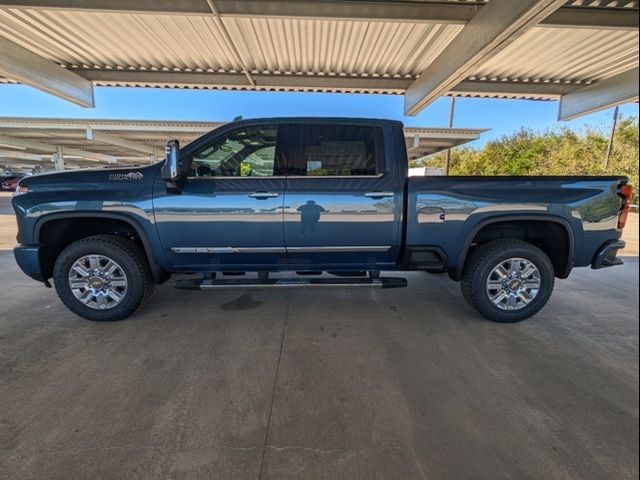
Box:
68, 255, 128, 310
485, 257, 541, 311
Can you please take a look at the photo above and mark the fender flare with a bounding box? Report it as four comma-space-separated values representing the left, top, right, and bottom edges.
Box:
451, 214, 575, 281
34, 212, 170, 283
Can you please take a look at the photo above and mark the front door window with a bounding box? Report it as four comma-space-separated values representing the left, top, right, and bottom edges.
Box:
190, 126, 278, 177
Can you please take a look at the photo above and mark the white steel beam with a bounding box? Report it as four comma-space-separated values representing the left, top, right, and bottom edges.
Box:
451, 80, 577, 98
206, 0, 255, 87
2, 158, 89, 168
78, 69, 411, 93
0, 149, 42, 161
0, 0, 476, 22
0, 118, 220, 133
78, 70, 593, 99
542, 6, 639, 30
0, 1, 636, 29
205, 0, 474, 24
0, 135, 57, 152
0, 161, 47, 170
46, 146, 115, 163
79, 69, 590, 99
0, 36, 94, 108
0, 135, 116, 162
86, 127, 155, 155
405, 0, 566, 115
558, 68, 640, 121
0, 68, 603, 100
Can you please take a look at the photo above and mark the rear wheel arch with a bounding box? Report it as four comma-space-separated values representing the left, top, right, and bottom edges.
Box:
34, 213, 169, 283
460, 239, 555, 322
452, 215, 575, 281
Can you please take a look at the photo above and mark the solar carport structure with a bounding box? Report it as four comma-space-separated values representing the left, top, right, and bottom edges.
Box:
0, 0, 638, 120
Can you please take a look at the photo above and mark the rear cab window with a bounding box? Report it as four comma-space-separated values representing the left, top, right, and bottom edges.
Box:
288, 124, 384, 176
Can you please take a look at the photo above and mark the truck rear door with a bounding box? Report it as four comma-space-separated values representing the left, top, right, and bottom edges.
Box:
283, 121, 404, 269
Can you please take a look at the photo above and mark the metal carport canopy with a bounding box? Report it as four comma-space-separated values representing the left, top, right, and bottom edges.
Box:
0, 116, 488, 170
0, 0, 638, 119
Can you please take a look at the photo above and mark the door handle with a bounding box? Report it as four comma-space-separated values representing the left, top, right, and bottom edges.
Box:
364, 191, 394, 199
248, 191, 279, 199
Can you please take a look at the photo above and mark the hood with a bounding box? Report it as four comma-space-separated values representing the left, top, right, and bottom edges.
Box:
19, 164, 161, 192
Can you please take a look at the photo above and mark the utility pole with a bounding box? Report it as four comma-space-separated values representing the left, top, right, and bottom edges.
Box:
445, 96, 456, 175
603, 105, 619, 170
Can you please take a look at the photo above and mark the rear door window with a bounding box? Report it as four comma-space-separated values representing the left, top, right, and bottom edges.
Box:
291, 124, 383, 176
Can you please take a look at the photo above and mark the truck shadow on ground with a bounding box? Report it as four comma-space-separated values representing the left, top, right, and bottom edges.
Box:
220, 293, 263, 311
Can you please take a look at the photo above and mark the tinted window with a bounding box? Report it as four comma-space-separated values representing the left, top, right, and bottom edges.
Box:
189, 125, 278, 177
294, 124, 381, 176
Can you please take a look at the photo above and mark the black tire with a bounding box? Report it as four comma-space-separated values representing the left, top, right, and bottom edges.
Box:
53, 234, 154, 321
460, 239, 554, 323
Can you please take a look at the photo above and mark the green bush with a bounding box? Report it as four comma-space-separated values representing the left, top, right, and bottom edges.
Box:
415, 116, 639, 204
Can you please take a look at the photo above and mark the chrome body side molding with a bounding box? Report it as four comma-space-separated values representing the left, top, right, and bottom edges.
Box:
171, 246, 391, 254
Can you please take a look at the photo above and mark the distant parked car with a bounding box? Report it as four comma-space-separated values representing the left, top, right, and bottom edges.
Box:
0, 175, 17, 184
1, 177, 20, 191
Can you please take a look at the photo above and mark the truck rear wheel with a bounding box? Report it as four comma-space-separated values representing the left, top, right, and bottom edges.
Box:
53, 234, 154, 321
460, 239, 554, 323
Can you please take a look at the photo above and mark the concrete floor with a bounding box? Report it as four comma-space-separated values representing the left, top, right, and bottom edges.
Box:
0, 252, 638, 479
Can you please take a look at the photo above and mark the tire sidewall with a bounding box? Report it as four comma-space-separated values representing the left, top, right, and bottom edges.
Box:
53, 239, 146, 321
472, 245, 554, 323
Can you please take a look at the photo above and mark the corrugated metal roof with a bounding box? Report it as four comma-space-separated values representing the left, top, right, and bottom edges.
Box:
0, 8, 463, 77
0, 1, 637, 100
471, 26, 639, 84
224, 18, 462, 77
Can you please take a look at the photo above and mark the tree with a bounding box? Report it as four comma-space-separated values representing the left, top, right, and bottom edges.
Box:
425, 116, 640, 204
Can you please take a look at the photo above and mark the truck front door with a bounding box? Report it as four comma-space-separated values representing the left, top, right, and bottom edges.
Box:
283, 122, 404, 270
153, 123, 288, 270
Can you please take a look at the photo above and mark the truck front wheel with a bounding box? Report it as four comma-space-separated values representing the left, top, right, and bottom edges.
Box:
460, 239, 555, 323
53, 234, 154, 321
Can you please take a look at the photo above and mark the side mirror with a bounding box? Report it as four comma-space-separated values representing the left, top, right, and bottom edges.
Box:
161, 139, 181, 181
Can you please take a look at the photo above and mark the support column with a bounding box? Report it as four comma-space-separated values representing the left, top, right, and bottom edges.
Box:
54, 146, 65, 170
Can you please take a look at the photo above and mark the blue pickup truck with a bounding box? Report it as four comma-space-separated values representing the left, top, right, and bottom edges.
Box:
12, 118, 632, 323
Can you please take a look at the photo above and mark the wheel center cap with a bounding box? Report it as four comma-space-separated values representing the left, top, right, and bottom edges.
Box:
508, 279, 521, 291
88, 276, 105, 289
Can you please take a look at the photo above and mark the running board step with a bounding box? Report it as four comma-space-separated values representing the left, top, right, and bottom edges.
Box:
174, 276, 407, 290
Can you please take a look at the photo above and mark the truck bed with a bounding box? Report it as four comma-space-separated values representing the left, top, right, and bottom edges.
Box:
406, 175, 626, 277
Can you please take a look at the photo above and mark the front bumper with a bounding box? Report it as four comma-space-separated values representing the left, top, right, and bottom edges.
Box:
14, 245, 45, 281
591, 240, 625, 269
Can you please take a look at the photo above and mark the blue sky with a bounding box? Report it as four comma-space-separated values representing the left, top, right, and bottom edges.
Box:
0, 84, 637, 148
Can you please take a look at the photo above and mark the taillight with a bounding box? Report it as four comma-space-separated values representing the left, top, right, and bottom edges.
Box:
617, 184, 633, 230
